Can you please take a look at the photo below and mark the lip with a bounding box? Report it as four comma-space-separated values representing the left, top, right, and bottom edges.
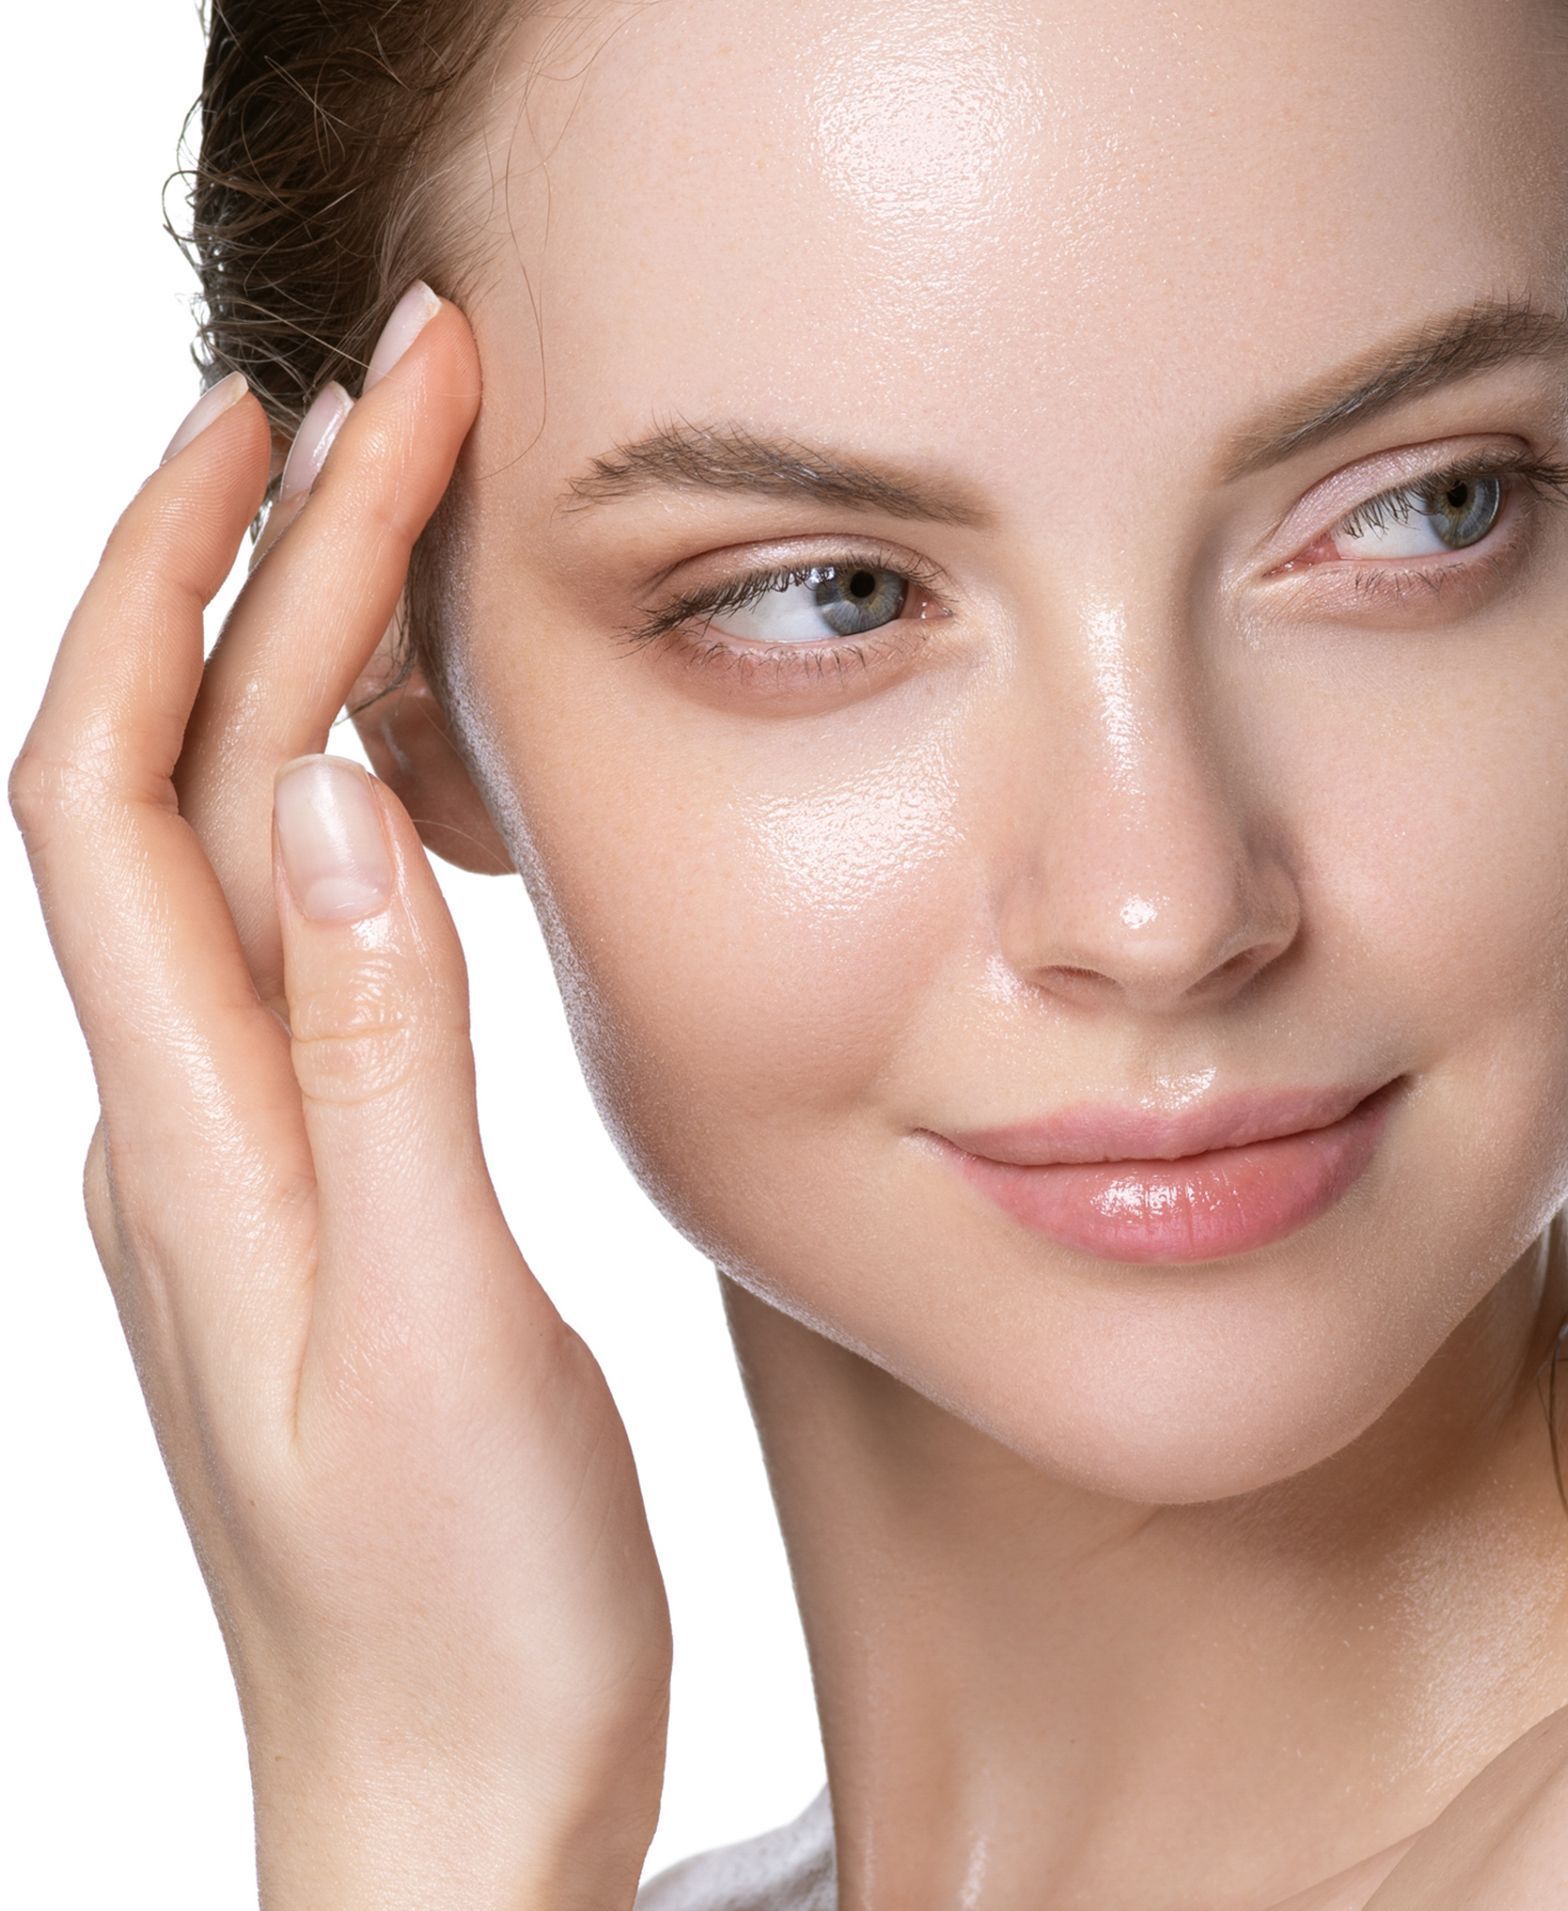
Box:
936, 1077, 1394, 1167
928, 1075, 1406, 1265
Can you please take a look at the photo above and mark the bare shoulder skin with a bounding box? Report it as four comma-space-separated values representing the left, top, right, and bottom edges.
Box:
636, 1786, 835, 1911
1358, 1698, 1568, 1910
1268, 1699, 1568, 1909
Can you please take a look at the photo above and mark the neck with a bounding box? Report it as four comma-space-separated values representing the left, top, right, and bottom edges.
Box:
718, 1218, 1568, 1908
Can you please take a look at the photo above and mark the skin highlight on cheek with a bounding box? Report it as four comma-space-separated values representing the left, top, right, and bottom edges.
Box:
738, 739, 966, 931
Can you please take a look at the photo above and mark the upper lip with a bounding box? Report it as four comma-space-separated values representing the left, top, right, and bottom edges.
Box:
935, 1077, 1396, 1167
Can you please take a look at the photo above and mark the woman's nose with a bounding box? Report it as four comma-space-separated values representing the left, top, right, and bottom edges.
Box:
987, 619, 1301, 1019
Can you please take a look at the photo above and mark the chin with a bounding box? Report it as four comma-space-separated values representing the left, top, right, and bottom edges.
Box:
968, 1370, 1397, 1509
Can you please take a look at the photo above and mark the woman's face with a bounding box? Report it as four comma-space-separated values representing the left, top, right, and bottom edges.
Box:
430, 0, 1568, 1498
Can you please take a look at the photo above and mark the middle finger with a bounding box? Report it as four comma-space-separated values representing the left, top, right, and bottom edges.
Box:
173, 284, 482, 1010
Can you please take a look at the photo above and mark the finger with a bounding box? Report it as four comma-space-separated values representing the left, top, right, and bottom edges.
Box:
174, 285, 483, 1013
11, 375, 270, 1071
246, 380, 354, 575
15, 373, 266, 825
10, 382, 321, 1407
270, 754, 565, 1413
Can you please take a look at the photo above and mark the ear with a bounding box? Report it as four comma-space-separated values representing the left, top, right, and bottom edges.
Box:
344, 622, 515, 877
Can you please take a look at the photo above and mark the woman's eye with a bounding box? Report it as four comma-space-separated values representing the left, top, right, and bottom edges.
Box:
706, 561, 912, 644
1270, 449, 1568, 607
1326, 471, 1505, 560
615, 548, 949, 688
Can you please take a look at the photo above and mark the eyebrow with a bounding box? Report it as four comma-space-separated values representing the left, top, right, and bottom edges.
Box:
1212, 291, 1568, 482
556, 416, 998, 529
554, 293, 1568, 528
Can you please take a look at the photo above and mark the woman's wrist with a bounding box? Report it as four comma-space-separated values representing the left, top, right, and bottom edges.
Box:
249, 1734, 650, 1911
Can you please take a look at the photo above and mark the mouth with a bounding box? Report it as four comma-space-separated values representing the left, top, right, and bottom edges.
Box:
928, 1076, 1407, 1266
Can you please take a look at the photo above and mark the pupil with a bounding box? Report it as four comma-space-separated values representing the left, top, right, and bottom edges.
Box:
1445, 483, 1470, 509
849, 569, 875, 599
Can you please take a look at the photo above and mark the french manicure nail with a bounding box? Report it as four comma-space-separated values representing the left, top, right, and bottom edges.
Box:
278, 382, 354, 502
274, 754, 393, 922
161, 370, 249, 465
246, 493, 297, 575
364, 281, 441, 392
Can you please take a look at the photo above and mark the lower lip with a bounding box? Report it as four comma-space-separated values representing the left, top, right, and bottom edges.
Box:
939, 1079, 1403, 1265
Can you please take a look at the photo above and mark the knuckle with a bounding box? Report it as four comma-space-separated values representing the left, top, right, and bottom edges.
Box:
8, 747, 73, 835
8, 737, 134, 836
98, 505, 154, 574
288, 965, 434, 1108
363, 481, 424, 557
81, 1120, 120, 1261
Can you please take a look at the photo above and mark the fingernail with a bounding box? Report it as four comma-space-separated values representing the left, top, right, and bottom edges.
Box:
246, 495, 295, 575
364, 281, 441, 392
278, 382, 354, 502
274, 755, 393, 922
161, 370, 249, 465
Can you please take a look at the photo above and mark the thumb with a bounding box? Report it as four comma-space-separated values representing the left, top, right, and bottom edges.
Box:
271, 752, 561, 1390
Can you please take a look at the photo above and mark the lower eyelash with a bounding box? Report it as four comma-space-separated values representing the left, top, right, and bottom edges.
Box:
675, 631, 898, 689
1348, 542, 1518, 607
1328, 454, 1568, 607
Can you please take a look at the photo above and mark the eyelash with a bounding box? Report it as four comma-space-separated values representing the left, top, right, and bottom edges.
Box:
614, 447, 1568, 687
1313, 447, 1568, 605
611, 544, 950, 689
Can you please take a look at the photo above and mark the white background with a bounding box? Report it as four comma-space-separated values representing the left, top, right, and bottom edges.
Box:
2, 4, 822, 1901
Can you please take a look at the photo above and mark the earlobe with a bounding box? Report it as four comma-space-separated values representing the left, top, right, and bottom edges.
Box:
348, 663, 515, 877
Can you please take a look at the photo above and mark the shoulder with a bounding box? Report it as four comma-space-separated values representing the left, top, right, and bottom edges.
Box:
1364, 1698, 1568, 1909
635, 1783, 836, 1911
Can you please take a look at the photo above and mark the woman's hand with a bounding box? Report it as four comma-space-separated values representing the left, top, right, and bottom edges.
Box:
9, 288, 672, 1911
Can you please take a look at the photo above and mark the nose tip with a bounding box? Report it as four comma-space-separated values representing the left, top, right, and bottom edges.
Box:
995, 790, 1302, 1016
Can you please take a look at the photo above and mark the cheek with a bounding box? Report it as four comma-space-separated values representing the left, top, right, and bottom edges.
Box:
1386, 687, 1568, 1281
1273, 642, 1568, 1055
1220, 660, 1568, 1433
499, 704, 970, 1224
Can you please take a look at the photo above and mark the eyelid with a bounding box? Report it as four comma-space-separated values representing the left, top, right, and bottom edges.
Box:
609, 537, 956, 702
619, 536, 951, 651
1259, 434, 1550, 566
1258, 448, 1568, 614
1337, 448, 1568, 539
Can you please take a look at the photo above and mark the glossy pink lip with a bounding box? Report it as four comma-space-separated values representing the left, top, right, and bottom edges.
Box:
936, 1078, 1394, 1167
928, 1076, 1406, 1265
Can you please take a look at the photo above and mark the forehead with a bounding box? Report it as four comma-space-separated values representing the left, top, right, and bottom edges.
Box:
470, 0, 1567, 494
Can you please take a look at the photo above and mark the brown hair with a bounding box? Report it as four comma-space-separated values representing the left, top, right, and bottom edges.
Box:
1536, 1209, 1568, 1520
1543, 1312, 1568, 1517
179, 0, 526, 704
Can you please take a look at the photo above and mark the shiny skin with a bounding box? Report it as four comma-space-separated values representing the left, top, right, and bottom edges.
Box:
349, 0, 1568, 1903
24, 0, 1568, 1903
